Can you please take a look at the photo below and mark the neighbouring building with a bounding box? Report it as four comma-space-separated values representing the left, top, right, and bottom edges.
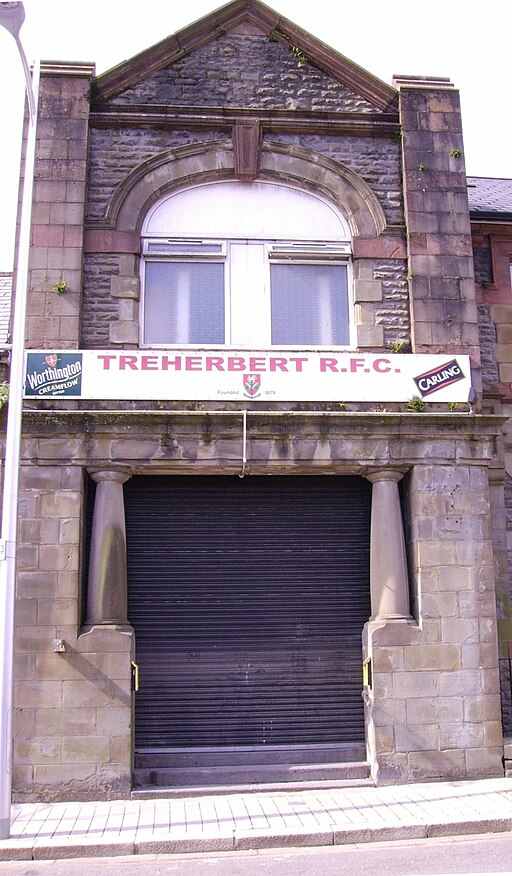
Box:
0, 272, 12, 347
469, 177, 512, 750
9, 0, 512, 801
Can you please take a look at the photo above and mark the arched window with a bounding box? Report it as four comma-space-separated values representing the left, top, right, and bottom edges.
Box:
141, 181, 352, 348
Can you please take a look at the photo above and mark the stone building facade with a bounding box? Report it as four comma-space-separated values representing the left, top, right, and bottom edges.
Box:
469, 177, 512, 750
9, 0, 512, 800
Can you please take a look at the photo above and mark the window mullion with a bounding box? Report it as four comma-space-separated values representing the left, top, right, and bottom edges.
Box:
229, 242, 269, 347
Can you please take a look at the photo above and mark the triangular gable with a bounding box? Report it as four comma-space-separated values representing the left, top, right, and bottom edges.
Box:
91, 0, 397, 112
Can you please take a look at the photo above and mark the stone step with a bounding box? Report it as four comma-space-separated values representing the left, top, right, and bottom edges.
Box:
134, 742, 366, 770
133, 759, 370, 792
132, 775, 373, 799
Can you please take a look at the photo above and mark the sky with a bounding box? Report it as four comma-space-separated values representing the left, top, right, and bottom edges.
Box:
0, 0, 510, 272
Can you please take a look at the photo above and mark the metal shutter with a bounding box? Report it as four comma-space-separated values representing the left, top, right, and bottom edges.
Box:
126, 475, 371, 749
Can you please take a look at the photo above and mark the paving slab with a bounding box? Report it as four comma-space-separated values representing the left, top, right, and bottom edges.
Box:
1, 777, 512, 861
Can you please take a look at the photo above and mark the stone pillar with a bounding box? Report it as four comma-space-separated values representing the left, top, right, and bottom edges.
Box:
86, 469, 131, 626
364, 462, 504, 785
366, 469, 411, 620
395, 75, 480, 378
26, 62, 94, 350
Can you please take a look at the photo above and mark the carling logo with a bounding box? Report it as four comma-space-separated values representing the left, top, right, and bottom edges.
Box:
25, 352, 83, 397
413, 359, 465, 398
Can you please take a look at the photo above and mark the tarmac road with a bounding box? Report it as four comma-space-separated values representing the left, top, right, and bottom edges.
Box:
2, 832, 512, 876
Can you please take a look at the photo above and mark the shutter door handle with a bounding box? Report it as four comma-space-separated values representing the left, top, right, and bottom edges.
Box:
131, 660, 140, 692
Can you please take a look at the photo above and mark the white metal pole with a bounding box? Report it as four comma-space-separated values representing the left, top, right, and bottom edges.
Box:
0, 1, 38, 840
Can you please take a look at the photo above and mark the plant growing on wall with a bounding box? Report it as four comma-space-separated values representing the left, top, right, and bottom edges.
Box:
389, 340, 407, 353
0, 381, 9, 410
53, 280, 68, 294
289, 45, 308, 66
405, 395, 426, 413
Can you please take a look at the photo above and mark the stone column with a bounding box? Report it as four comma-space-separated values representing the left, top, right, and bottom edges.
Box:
27, 62, 94, 350
366, 469, 411, 621
395, 75, 480, 370
86, 468, 131, 626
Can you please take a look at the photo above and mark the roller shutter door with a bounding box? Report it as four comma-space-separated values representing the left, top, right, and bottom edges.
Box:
126, 475, 371, 749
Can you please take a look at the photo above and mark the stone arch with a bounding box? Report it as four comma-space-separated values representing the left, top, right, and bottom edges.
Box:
103, 138, 395, 349
261, 141, 387, 238
108, 138, 387, 238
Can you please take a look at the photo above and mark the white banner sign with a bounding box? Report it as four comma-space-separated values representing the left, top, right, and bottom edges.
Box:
24, 350, 473, 403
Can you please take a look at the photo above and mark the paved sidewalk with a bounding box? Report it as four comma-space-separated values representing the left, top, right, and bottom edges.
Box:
2, 777, 512, 861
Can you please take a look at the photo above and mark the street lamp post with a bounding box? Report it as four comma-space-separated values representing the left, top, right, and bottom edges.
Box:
0, 1, 39, 839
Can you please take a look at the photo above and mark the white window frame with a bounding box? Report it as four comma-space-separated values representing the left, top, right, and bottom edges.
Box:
140, 182, 354, 350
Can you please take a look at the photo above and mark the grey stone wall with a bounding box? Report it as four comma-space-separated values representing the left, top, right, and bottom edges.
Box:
85, 128, 226, 222
82, 254, 121, 347
473, 239, 493, 286
266, 133, 403, 227
110, 34, 382, 114
478, 304, 500, 384
374, 260, 410, 348
86, 125, 404, 229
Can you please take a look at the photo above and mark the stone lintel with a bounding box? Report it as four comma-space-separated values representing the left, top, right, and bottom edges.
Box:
84, 229, 139, 254
353, 237, 407, 259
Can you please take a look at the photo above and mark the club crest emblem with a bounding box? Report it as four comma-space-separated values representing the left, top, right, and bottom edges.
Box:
243, 373, 261, 398
45, 354, 58, 368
